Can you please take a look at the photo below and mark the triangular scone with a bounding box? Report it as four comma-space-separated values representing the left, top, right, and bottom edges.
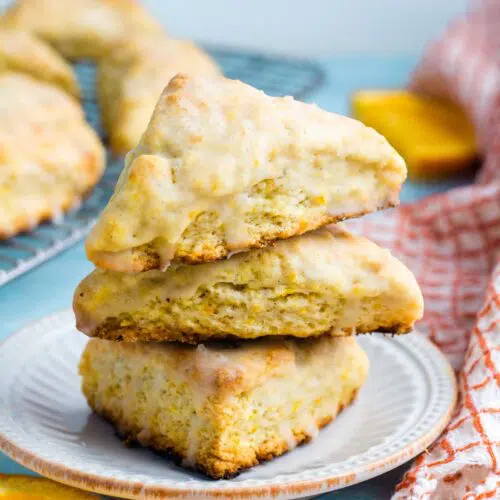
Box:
0, 28, 79, 97
80, 336, 368, 479
0, 0, 162, 60
86, 74, 407, 272
99, 36, 221, 155
0, 73, 105, 238
75, 226, 423, 343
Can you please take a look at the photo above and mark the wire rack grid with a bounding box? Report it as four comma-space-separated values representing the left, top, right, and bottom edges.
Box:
0, 51, 325, 287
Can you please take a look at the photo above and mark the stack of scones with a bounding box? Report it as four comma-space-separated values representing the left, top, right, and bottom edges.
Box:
74, 73, 424, 479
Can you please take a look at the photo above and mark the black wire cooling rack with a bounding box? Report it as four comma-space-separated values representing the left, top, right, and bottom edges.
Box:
0, 52, 325, 287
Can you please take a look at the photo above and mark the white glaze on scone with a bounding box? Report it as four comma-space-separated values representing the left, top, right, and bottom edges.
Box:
0, 28, 79, 97
75, 226, 424, 342
86, 74, 407, 271
0, 73, 104, 238
80, 335, 369, 478
98, 35, 220, 154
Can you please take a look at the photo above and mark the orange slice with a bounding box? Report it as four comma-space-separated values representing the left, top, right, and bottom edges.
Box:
0, 474, 99, 499
351, 90, 477, 180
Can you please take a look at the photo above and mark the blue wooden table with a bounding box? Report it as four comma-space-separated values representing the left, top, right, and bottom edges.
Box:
0, 55, 472, 499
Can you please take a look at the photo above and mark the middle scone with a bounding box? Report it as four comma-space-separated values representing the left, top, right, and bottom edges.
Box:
74, 226, 424, 343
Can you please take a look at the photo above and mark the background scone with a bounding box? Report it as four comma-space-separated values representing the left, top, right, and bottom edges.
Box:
85, 74, 407, 272
0, 0, 162, 60
80, 335, 369, 478
75, 226, 424, 343
0, 28, 79, 97
99, 35, 220, 155
0, 73, 105, 239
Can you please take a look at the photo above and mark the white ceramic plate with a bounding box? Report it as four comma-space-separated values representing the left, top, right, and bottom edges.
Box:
0, 310, 456, 499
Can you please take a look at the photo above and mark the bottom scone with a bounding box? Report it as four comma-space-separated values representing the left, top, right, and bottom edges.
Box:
80, 335, 369, 479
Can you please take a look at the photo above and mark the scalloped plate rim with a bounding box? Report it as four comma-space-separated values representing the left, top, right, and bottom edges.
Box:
0, 309, 457, 499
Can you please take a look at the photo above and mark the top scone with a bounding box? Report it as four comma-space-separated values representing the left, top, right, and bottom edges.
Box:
0, 0, 162, 60
86, 73, 407, 272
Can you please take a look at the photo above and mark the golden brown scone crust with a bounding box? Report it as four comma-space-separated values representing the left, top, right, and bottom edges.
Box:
1, 0, 162, 60
0, 28, 80, 97
0, 73, 105, 239
80, 336, 369, 478
98, 35, 221, 155
85, 73, 407, 272
75, 226, 424, 342
96, 400, 349, 479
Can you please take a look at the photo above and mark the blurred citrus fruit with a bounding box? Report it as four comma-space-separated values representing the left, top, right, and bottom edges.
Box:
0, 474, 99, 499
351, 90, 477, 180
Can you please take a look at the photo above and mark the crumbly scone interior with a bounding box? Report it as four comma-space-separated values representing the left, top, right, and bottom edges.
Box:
80, 336, 368, 478
86, 74, 406, 271
90, 156, 399, 271
75, 227, 423, 340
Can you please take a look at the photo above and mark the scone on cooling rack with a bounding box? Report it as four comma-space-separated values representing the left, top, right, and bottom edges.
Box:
75, 226, 423, 343
80, 335, 369, 479
85, 73, 407, 273
0, 72, 105, 239
0, 28, 79, 97
99, 35, 220, 155
0, 0, 162, 60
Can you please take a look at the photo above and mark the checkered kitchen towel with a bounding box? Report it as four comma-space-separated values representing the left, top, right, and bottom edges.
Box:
350, 1, 500, 497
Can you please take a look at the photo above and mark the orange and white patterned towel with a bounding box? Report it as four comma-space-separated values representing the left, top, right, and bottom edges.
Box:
350, 1, 500, 498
